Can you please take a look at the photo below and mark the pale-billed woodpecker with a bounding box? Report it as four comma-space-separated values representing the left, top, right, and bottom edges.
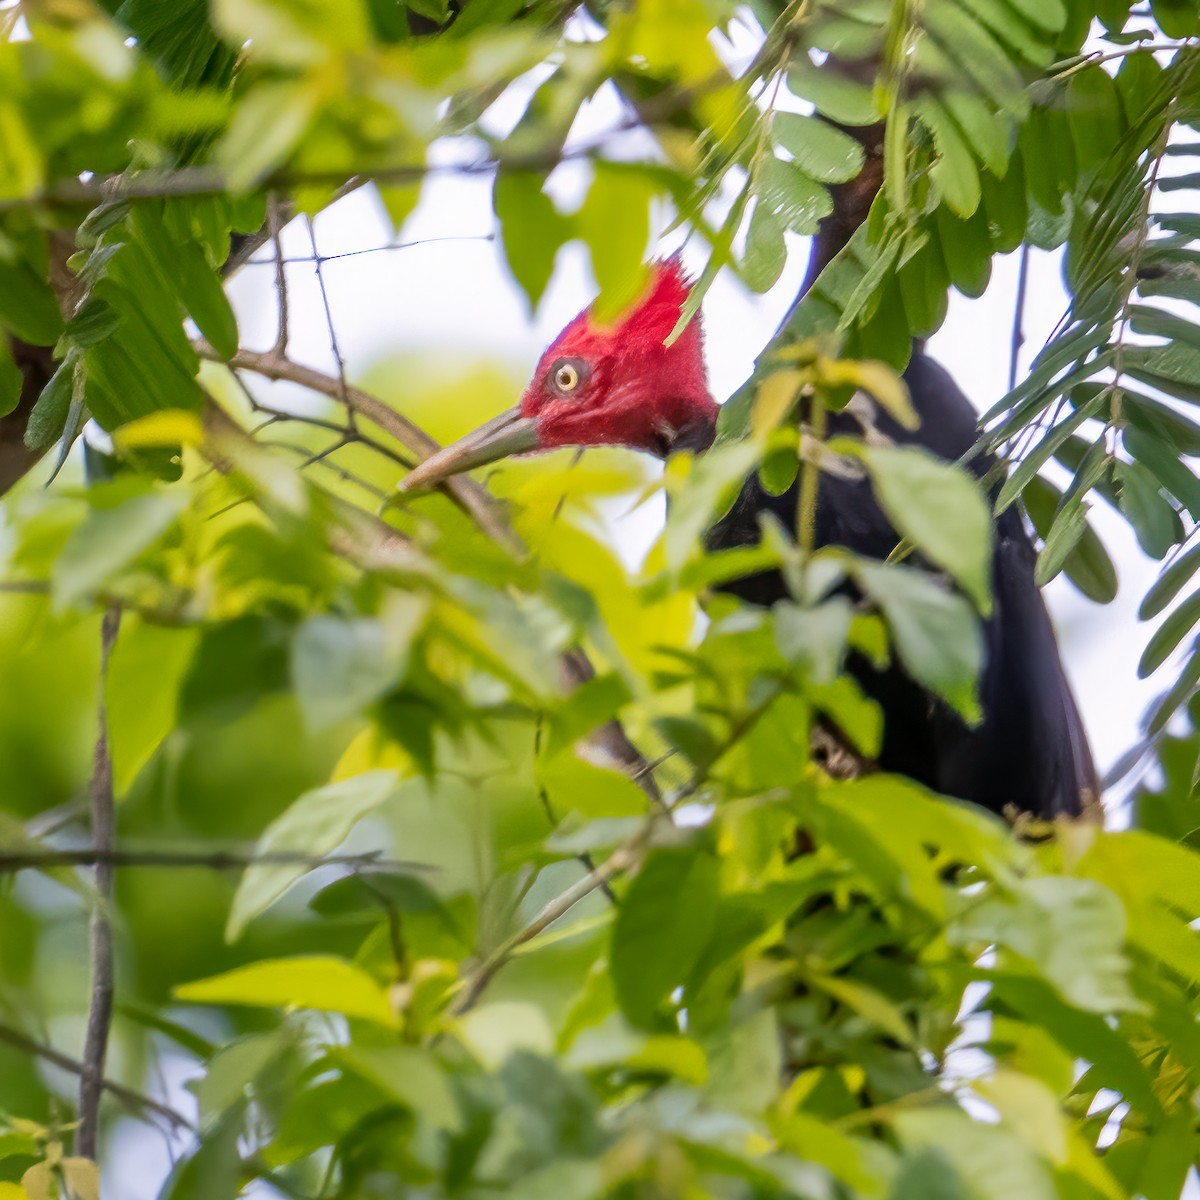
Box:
401, 261, 1099, 820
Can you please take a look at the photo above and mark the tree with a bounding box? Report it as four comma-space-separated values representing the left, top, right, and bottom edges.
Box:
0, 0, 1196, 1196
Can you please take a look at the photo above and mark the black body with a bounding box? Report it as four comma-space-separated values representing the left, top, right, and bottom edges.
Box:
708, 351, 1098, 819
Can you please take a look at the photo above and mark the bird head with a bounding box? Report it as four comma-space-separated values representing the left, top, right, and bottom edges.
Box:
400, 259, 718, 492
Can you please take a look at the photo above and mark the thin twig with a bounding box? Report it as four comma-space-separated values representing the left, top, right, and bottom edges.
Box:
0, 847, 427, 874
1008, 243, 1030, 393
305, 217, 355, 432
196, 343, 517, 548
229, 368, 414, 469
245, 232, 496, 267
77, 605, 121, 1162
451, 826, 653, 1016
266, 439, 391, 501
0, 1022, 194, 1134
269, 196, 290, 357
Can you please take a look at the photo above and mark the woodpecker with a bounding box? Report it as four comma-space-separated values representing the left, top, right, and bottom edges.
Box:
401, 261, 1098, 819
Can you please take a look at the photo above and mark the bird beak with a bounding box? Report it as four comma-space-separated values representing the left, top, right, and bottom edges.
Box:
399, 406, 540, 492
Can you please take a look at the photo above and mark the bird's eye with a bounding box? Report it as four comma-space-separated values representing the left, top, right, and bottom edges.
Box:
550, 359, 583, 394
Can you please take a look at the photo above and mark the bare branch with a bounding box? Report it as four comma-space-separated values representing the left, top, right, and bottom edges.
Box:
244, 233, 495, 268
305, 218, 354, 432
451, 824, 654, 1015
1009, 243, 1030, 393
78, 605, 121, 1162
195, 342, 519, 549
0, 1021, 195, 1134
229, 367, 414, 470
0, 847, 427, 874
269, 196, 290, 357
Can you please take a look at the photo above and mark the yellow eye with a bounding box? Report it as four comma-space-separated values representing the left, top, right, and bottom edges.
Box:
553, 362, 581, 393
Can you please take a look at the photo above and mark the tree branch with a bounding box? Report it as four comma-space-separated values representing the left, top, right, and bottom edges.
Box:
77, 605, 121, 1162
451, 823, 655, 1015
0, 847, 426, 874
201, 350, 670, 813
194, 342, 519, 550
0, 1021, 194, 1134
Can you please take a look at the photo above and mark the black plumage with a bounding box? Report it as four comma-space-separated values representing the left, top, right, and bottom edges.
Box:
708, 350, 1099, 819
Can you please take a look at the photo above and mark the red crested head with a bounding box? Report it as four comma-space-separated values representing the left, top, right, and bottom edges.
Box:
519, 258, 717, 456
400, 258, 719, 494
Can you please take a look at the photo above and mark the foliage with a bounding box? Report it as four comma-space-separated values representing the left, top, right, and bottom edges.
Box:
0, 1, 1196, 1199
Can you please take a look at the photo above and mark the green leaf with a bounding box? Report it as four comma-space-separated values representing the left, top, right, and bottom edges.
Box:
159, 1105, 243, 1200
175, 955, 396, 1025
539, 753, 647, 820
1138, 588, 1200, 678
1124, 342, 1200, 403
218, 80, 319, 192
788, 57, 880, 125
1146, 647, 1200, 735
64, 297, 121, 349
0, 258, 63, 347
53, 487, 188, 610
1068, 66, 1122, 175
1004, 0, 1066, 32
377, 178, 424, 236
936, 205, 992, 298
1022, 474, 1117, 603
898, 233, 951, 336
842, 358, 920, 429
212, 0, 370, 62
612, 847, 719, 1028
107, 619, 200, 795
940, 91, 1014, 176
953, 0, 1055, 64
772, 113, 865, 184
773, 598, 852, 684
494, 171, 572, 310
578, 164, 654, 321
1139, 542, 1200, 620
309, 869, 443, 918
0, 335, 21, 418
895, 1110, 1056, 1200
809, 972, 914, 1046
981, 156, 1028, 253
1122, 383, 1200, 454
1124, 424, 1200, 521
664, 439, 761, 572
864, 445, 993, 612
131, 205, 239, 359
922, 2, 1026, 111
1115, 460, 1180, 560
996, 391, 1106, 512
854, 561, 984, 722
1034, 497, 1089, 588
954, 877, 1135, 1013
889, 1148, 967, 1200
742, 198, 786, 294
196, 1030, 293, 1125
754, 156, 834, 236
1150, 0, 1200, 36
916, 99, 982, 219
0, 100, 44, 204
512, 1160, 603, 1200
291, 614, 411, 731
226, 769, 401, 940
1080, 829, 1200, 923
